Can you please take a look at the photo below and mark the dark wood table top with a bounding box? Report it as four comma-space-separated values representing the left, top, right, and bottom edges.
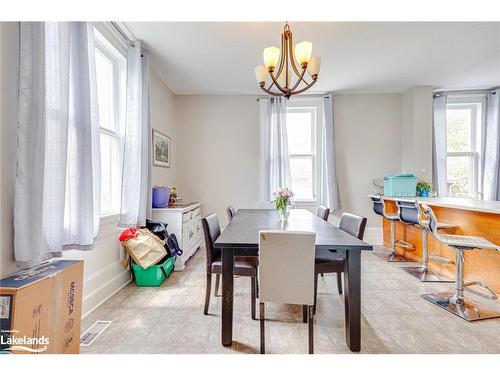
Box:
214, 209, 373, 251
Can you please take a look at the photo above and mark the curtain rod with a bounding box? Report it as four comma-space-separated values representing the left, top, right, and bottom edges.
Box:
110, 22, 135, 48
256, 93, 332, 101
433, 87, 499, 97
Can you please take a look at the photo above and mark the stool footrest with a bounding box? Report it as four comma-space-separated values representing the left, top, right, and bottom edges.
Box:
429, 253, 453, 265
395, 240, 415, 250
464, 281, 498, 300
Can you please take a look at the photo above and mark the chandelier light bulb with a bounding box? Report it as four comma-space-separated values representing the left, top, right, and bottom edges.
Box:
294, 41, 313, 66
254, 65, 268, 84
263, 46, 280, 70
307, 56, 321, 77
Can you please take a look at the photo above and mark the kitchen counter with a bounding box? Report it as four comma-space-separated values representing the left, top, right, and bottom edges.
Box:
380, 196, 500, 215
374, 196, 500, 295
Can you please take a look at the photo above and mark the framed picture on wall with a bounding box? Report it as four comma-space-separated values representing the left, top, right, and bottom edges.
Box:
152, 129, 171, 168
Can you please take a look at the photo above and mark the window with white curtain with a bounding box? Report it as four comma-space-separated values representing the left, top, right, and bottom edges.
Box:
445, 95, 485, 198
286, 102, 320, 203
94, 29, 126, 216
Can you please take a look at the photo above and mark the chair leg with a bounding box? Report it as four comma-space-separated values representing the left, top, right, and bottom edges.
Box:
313, 272, 319, 314
214, 274, 220, 297
303, 305, 308, 323
308, 305, 314, 354
256, 276, 259, 298
251, 277, 256, 320
204, 273, 212, 315
260, 303, 265, 354
337, 272, 343, 295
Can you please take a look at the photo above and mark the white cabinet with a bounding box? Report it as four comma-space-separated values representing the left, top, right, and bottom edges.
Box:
151, 202, 202, 271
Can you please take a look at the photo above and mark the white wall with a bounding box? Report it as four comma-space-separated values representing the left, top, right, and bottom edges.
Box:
401, 86, 433, 181
175, 95, 260, 227
150, 69, 177, 188
334, 94, 402, 232
175, 94, 403, 240
0, 23, 177, 316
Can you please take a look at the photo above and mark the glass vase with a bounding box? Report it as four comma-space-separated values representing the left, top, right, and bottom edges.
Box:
279, 206, 290, 222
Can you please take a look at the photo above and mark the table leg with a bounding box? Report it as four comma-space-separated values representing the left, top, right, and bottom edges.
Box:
221, 247, 234, 346
344, 250, 361, 352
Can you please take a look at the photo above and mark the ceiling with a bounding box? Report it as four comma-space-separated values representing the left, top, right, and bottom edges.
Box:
125, 22, 500, 95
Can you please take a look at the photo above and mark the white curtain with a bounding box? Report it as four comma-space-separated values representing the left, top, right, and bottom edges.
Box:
258, 97, 291, 202
319, 94, 341, 210
15, 22, 101, 268
118, 41, 150, 227
482, 90, 500, 201
432, 92, 448, 197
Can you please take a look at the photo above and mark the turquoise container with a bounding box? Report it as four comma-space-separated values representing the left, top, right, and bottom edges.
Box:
383, 173, 417, 197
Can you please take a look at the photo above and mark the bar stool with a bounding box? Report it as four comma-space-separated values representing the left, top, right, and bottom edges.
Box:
370, 195, 411, 262
421, 204, 500, 321
395, 199, 456, 282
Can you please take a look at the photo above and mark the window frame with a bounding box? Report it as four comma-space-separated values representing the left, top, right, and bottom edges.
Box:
286, 100, 321, 205
94, 27, 127, 217
445, 95, 486, 198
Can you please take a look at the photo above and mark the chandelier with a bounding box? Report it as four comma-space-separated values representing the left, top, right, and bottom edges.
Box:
254, 22, 320, 98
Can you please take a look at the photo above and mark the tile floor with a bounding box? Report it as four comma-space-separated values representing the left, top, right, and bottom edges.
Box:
80, 247, 500, 354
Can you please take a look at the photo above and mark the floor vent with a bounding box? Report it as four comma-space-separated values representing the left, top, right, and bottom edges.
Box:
80, 320, 112, 347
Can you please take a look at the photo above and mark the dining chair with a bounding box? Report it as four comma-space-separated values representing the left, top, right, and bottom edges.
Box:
258, 230, 316, 354
226, 205, 236, 222
202, 213, 258, 319
312, 212, 367, 315
316, 206, 330, 221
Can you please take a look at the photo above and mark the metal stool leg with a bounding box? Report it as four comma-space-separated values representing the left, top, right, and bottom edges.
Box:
422, 247, 500, 321
374, 220, 409, 262
403, 229, 453, 282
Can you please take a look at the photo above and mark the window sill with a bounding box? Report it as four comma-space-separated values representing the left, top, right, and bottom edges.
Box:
100, 212, 120, 224
294, 201, 319, 208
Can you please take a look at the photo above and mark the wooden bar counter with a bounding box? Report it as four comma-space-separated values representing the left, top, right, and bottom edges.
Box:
380, 196, 500, 295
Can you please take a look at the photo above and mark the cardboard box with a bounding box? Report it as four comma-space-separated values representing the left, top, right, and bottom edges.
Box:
0, 260, 84, 354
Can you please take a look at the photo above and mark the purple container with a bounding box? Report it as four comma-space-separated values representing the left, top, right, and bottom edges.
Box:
152, 187, 171, 208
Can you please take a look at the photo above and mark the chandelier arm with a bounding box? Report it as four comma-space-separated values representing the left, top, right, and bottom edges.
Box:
269, 70, 287, 94
274, 31, 286, 81
259, 86, 284, 97
290, 66, 307, 92
290, 77, 318, 96
267, 80, 276, 90
288, 31, 302, 78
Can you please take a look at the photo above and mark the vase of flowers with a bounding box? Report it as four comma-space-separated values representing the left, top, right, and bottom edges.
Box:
417, 180, 432, 197
273, 187, 294, 222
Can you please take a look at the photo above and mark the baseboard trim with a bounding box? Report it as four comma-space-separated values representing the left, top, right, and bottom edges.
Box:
81, 263, 131, 318
364, 227, 383, 246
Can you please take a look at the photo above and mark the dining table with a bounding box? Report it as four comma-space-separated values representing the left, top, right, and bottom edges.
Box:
213, 208, 373, 352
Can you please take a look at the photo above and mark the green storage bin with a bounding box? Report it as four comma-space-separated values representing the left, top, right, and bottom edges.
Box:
131, 256, 176, 287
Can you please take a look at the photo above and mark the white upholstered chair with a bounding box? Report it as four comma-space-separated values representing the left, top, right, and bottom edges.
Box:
258, 230, 316, 354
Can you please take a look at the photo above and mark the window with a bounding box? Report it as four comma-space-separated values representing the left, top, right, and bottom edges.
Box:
445, 95, 485, 198
286, 103, 319, 202
94, 29, 126, 216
